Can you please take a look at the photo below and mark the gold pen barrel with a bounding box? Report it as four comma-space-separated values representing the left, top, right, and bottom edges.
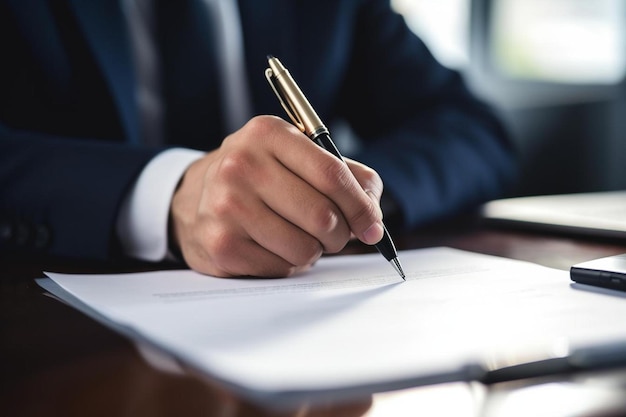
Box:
267, 56, 328, 138
265, 56, 405, 279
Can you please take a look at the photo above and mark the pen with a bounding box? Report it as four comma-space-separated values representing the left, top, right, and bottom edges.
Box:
265, 56, 405, 280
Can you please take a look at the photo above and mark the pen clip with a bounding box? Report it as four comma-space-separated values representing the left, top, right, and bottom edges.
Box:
265, 68, 306, 133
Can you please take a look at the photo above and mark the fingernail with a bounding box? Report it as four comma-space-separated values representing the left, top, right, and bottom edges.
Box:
362, 222, 384, 245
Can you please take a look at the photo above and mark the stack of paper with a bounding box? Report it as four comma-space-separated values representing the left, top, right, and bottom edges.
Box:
38, 247, 626, 406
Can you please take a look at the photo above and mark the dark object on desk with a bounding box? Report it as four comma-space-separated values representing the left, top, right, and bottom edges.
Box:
571, 254, 626, 292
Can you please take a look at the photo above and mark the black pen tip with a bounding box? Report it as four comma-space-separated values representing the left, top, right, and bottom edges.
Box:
390, 258, 405, 280
267, 54, 275, 61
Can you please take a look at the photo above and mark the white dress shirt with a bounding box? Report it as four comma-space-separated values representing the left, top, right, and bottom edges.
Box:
117, 0, 251, 261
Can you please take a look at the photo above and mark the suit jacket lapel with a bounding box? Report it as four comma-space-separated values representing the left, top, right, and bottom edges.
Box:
67, 0, 140, 144
238, 0, 298, 117
65, 0, 310, 149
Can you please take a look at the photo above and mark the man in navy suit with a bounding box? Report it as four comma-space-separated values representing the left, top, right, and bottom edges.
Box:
0, 0, 516, 277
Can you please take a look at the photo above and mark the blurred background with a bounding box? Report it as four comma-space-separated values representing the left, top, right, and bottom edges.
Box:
391, 0, 626, 197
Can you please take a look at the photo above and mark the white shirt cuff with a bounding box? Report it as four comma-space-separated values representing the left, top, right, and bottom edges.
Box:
116, 148, 205, 261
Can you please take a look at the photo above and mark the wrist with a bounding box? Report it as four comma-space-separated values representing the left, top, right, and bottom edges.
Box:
116, 148, 204, 262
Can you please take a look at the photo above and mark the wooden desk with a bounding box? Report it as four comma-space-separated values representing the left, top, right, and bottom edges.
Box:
2, 220, 626, 416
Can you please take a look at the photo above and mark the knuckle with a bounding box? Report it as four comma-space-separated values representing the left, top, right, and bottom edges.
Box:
310, 202, 340, 234
245, 115, 283, 137
211, 192, 245, 219
206, 228, 239, 266
349, 200, 379, 228
318, 158, 352, 195
361, 166, 383, 189
216, 150, 255, 183
243, 116, 267, 136
294, 241, 323, 266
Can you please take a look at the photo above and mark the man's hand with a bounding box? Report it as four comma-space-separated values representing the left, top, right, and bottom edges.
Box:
170, 116, 384, 277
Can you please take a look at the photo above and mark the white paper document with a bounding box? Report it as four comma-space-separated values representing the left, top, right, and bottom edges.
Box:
38, 247, 626, 404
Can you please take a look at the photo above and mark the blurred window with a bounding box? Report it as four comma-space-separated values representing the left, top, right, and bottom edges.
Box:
391, 0, 471, 69
491, 0, 626, 84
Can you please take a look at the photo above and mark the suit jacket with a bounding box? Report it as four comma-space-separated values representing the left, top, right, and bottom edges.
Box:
0, 0, 517, 260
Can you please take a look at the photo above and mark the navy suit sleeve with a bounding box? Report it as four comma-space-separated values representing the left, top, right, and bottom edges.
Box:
340, 0, 517, 229
0, 125, 159, 260
0, 1, 161, 260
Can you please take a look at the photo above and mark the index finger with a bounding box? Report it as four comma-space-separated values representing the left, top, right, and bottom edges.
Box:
265, 121, 384, 245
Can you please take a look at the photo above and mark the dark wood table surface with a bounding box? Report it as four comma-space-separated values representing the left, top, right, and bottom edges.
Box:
3, 218, 626, 416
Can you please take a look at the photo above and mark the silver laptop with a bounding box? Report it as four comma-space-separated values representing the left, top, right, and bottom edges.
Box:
482, 191, 626, 239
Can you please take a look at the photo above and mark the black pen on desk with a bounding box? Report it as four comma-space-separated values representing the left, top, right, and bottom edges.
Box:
265, 55, 405, 280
